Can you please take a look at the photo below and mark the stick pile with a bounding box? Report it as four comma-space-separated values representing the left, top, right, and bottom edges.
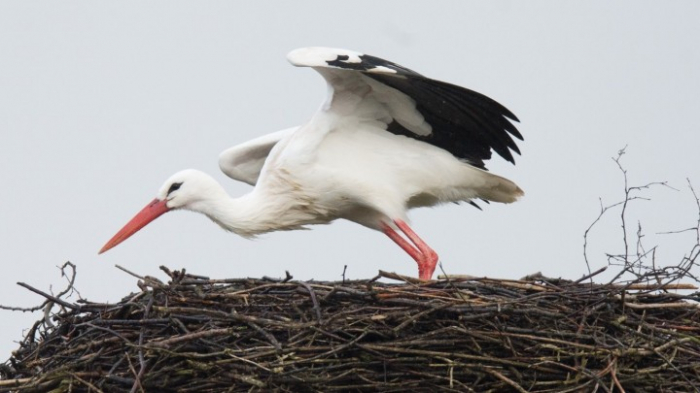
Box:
1, 266, 699, 392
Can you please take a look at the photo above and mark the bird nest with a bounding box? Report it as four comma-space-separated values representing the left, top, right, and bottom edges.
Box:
1, 264, 699, 393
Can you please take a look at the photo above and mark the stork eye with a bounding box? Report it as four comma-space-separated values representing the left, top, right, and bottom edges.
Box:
167, 182, 183, 195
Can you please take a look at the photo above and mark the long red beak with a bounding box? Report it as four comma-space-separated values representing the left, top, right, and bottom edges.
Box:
99, 198, 170, 254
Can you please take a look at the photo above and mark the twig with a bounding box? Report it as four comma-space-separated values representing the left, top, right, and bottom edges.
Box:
149, 328, 241, 348
486, 368, 528, 393
1, 262, 79, 312
70, 372, 105, 393
296, 281, 323, 323
115, 264, 145, 280
574, 266, 608, 284
16, 282, 80, 311
124, 352, 144, 393
378, 270, 426, 284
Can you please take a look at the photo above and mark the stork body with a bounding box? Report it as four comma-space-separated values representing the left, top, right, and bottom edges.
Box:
100, 47, 524, 280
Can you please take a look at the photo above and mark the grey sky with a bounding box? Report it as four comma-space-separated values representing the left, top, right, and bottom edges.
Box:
1, 1, 699, 357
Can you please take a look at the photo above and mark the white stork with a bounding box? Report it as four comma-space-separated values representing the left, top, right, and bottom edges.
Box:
99, 47, 524, 280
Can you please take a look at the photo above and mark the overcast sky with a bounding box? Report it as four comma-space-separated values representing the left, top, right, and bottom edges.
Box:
1, 1, 699, 358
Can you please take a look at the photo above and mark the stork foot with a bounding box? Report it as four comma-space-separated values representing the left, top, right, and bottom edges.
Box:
382, 219, 439, 280
417, 248, 439, 280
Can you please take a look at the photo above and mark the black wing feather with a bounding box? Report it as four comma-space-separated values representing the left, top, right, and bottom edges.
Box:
325, 54, 523, 169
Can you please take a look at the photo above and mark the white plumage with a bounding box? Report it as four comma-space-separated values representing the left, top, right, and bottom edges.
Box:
100, 47, 524, 280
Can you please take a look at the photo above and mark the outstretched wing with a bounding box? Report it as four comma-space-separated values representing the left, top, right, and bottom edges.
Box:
287, 47, 522, 169
219, 127, 297, 185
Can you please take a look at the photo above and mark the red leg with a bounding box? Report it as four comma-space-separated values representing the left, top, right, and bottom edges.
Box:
395, 219, 438, 279
381, 220, 439, 280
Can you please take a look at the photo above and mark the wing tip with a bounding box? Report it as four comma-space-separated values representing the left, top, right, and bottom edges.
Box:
287, 47, 364, 68
287, 47, 407, 76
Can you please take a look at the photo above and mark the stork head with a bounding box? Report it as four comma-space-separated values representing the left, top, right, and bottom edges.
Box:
99, 169, 224, 254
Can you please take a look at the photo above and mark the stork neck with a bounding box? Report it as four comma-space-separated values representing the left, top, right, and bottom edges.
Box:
189, 190, 287, 238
